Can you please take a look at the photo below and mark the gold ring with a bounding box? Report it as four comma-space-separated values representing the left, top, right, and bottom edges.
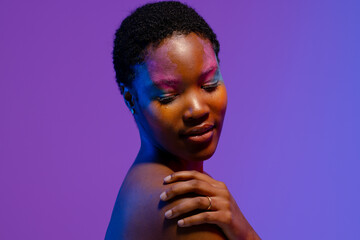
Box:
206, 196, 212, 210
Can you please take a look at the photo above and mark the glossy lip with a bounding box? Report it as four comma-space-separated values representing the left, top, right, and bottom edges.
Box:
180, 123, 215, 137
179, 123, 215, 145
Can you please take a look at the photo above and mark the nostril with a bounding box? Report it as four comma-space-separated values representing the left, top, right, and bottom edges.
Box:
183, 111, 209, 126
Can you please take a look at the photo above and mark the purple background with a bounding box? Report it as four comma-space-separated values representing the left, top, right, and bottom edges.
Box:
1, 0, 359, 239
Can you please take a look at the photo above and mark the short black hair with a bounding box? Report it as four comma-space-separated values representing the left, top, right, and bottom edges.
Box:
113, 1, 220, 91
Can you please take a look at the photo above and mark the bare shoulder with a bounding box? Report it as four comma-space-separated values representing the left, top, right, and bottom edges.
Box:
106, 163, 226, 240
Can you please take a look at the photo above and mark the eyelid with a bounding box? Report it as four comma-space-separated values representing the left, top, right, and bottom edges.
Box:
156, 93, 178, 104
201, 78, 220, 91
202, 78, 219, 86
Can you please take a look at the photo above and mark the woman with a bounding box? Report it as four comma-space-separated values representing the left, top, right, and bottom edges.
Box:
106, 2, 260, 239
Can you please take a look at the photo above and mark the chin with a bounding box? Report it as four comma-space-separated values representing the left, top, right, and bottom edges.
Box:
193, 152, 215, 162
182, 142, 218, 162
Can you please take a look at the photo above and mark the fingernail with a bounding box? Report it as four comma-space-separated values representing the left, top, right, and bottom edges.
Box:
163, 175, 171, 183
178, 219, 184, 227
160, 191, 167, 201
165, 210, 172, 218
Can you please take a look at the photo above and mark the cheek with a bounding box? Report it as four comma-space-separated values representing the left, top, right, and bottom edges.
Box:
209, 85, 228, 116
140, 85, 227, 132
143, 102, 182, 133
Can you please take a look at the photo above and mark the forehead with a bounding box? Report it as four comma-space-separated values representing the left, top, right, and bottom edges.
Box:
141, 33, 217, 86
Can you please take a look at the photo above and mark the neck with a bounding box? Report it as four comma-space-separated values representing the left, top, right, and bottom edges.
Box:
134, 137, 204, 172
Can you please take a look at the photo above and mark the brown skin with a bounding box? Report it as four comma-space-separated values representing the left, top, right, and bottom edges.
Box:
106, 33, 260, 240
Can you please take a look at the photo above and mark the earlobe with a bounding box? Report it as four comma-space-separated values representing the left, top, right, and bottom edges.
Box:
121, 84, 136, 114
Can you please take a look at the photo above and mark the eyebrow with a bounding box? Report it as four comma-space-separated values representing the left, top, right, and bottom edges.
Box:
152, 65, 219, 90
153, 78, 180, 90
199, 65, 218, 81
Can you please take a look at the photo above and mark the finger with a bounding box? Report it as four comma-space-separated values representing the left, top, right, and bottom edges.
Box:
164, 196, 214, 219
164, 170, 220, 187
177, 211, 227, 227
160, 179, 214, 201
164, 170, 217, 185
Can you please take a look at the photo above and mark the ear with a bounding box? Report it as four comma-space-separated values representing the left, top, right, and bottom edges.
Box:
120, 83, 135, 113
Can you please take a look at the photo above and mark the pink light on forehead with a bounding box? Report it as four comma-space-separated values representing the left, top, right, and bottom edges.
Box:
144, 35, 218, 90
146, 62, 181, 90
145, 43, 181, 90
200, 40, 218, 83
200, 37, 218, 71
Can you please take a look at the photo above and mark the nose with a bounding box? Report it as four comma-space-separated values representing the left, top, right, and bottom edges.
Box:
182, 91, 209, 125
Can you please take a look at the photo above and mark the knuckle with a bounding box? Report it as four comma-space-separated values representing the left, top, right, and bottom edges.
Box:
195, 197, 203, 206
223, 190, 230, 199
203, 212, 212, 222
190, 170, 197, 177
219, 181, 227, 188
222, 211, 233, 225
183, 200, 192, 209
223, 201, 231, 210
190, 180, 200, 189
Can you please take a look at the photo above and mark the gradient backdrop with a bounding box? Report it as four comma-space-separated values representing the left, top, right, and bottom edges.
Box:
1, 0, 359, 239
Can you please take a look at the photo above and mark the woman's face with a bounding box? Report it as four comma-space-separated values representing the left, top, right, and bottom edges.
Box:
132, 33, 227, 162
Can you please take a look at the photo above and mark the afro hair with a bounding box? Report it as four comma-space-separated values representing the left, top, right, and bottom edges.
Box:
112, 1, 220, 91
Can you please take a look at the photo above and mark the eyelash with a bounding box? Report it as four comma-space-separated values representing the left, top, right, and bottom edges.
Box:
156, 81, 220, 105
157, 94, 179, 104
201, 81, 219, 92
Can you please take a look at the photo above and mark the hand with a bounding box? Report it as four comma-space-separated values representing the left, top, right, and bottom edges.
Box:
160, 170, 260, 240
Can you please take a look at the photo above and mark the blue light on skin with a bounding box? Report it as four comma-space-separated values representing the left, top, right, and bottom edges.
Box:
106, 33, 229, 240
123, 33, 228, 168
132, 59, 224, 109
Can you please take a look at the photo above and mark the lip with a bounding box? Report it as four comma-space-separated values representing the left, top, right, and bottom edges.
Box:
180, 123, 215, 144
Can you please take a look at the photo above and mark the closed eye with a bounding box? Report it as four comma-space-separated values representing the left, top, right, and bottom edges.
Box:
156, 94, 178, 104
201, 81, 219, 92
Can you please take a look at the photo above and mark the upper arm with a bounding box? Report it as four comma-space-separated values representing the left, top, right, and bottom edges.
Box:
106, 165, 226, 240
107, 192, 226, 239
